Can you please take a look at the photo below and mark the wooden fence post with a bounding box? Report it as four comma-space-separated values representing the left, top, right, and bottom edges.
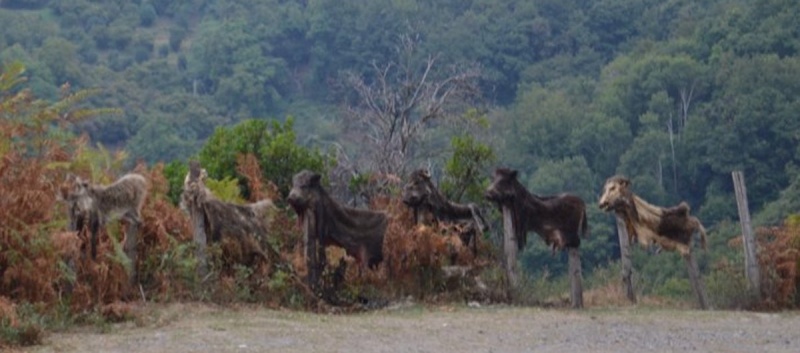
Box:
190, 207, 207, 279
304, 214, 322, 293
732, 171, 761, 295
568, 248, 583, 308
615, 216, 637, 303
186, 161, 208, 279
683, 251, 709, 310
501, 207, 518, 298
124, 223, 139, 288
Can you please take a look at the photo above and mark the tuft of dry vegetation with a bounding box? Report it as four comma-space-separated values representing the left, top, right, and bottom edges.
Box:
754, 218, 800, 309
724, 216, 800, 309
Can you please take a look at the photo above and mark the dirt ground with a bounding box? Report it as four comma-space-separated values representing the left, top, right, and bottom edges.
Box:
24, 302, 800, 353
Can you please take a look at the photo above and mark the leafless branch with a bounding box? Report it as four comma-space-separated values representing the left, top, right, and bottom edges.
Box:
341, 34, 482, 177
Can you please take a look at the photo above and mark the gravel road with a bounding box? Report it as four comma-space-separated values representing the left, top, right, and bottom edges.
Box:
26, 302, 800, 353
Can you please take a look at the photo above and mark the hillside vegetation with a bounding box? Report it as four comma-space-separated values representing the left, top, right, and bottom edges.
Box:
1, 0, 800, 348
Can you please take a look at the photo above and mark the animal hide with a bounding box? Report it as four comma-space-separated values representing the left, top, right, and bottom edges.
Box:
599, 175, 707, 255
403, 168, 488, 252
288, 170, 387, 291
485, 168, 588, 252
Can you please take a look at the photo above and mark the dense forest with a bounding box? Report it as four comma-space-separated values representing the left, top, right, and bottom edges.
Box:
2, 0, 800, 331
2, 0, 798, 213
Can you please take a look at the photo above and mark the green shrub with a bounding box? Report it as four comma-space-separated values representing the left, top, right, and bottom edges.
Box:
706, 264, 756, 309
198, 118, 333, 198
652, 277, 691, 299
139, 4, 157, 26
0, 303, 44, 347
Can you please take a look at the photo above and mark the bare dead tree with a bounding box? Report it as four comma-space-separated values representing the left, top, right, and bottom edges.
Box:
667, 115, 678, 193
678, 80, 696, 131
342, 34, 481, 176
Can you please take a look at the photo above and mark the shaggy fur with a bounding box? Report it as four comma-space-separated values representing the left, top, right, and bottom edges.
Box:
402, 168, 488, 253
200, 199, 273, 266
288, 170, 388, 290
599, 175, 707, 255
181, 167, 274, 267
484, 168, 588, 252
64, 173, 148, 225
61, 173, 148, 259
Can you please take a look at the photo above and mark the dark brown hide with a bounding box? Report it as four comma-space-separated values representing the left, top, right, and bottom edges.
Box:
402, 168, 488, 252
599, 175, 706, 254
485, 168, 589, 251
288, 170, 387, 290
657, 202, 695, 245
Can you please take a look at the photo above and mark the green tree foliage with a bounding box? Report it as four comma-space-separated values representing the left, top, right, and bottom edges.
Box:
204, 176, 246, 203
585, 0, 646, 56
702, 0, 799, 58
163, 160, 189, 206
0, 0, 50, 9
596, 49, 709, 136
126, 117, 200, 165
37, 37, 81, 86
499, 85, 585, 170
684, 54, 800, 210
306, 0, 409, 89
0, 9, 58, 49
139, 3, 157, 27
188, 19, 288, 118
756, 171, 800, 226
198, 118, 332, 197
569, 112, 633, 179
528, 156, 595, 202
441, 134, 496, 203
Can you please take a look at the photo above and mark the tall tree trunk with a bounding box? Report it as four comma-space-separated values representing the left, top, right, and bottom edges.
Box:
668, 118, 678, 193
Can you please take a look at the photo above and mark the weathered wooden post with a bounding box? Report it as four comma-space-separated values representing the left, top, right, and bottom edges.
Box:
303, 212, 322, 294
615, 216, 637, 303
732, 171, 761, 295
683, 251, 709, 310
124, 221, 139, 287
185, 161, 208, 278
568, 247, 583, 308
501, 207, 518, 298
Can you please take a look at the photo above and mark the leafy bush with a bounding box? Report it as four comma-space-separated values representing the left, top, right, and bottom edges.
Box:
441, 133, 495, 203
158, 45, 169, 58
168, 27, 186, 51
139, 3, 157, 26
163, 160, 188, 205
0, 302, 44, 347
754, 217, 800, 309
199, 117, 333, 198
706, 258, 756, 309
